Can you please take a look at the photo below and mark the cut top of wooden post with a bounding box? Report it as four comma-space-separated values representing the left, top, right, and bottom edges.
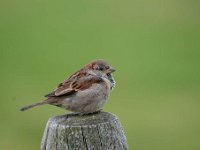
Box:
41, 112, 128, 150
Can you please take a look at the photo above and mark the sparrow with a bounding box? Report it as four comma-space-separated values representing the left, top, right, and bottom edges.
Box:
20, 59, 116, 115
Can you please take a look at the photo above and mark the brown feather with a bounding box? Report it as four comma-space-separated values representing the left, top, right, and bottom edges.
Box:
45, 71, 103, 97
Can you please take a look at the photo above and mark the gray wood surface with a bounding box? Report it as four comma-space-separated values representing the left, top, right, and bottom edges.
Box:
41, 112, 128, 150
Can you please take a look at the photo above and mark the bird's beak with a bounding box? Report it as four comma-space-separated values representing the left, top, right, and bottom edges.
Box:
106, 67, 116, 73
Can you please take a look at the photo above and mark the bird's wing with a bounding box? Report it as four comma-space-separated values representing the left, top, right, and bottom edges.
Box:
45, 72, 103, 97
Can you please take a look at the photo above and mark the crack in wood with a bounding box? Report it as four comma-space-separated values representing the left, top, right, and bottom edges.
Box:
80, 126, 88, 150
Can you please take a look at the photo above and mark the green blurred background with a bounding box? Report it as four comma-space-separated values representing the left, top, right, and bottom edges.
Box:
0, 0, 200, 149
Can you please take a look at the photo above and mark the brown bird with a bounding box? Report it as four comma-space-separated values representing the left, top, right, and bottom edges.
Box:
20, 59, 116, 115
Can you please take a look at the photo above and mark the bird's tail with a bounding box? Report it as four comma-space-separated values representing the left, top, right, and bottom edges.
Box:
20, 101, 49, 111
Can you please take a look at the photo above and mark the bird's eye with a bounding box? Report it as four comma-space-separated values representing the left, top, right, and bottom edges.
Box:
98, 67, 104, 71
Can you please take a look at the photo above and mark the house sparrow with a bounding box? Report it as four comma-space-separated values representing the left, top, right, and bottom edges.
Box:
20, 59, 116, 115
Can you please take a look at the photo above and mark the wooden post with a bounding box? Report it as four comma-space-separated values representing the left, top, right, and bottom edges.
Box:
41, 112, 128, 150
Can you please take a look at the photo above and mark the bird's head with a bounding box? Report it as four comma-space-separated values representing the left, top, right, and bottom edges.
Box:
85, 59, 116, 89
86, 59, 115, 77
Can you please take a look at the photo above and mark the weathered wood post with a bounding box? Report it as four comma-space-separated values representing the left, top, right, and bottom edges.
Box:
41, 112, 128, 150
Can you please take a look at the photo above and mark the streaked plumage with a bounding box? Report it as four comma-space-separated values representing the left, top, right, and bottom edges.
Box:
20, 59, 116, 114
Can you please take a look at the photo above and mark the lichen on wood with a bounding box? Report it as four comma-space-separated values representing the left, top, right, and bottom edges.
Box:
41, 112, 128, 150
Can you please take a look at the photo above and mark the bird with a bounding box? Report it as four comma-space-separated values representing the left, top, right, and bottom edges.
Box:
20, 59, 116, 115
